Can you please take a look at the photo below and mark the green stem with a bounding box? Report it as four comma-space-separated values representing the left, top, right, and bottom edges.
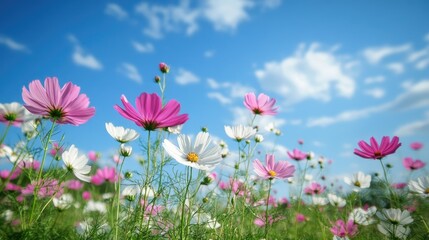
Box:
29, 120, 56, 225
180, 167, 192, 240
115, 155, 126, 240
0, 123, 11, 145
264, 180, 273, 239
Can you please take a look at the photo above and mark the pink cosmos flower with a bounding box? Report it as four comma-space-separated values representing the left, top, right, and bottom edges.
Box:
18, 160, 40, 170
296, 213, 307, 223
21, 179, 64, 198
287, 149, 307, 161
254, 214, 283, 227
330, 219, 358, 238
253, 154, 295, 180
87, 151, 99, 161
0, 169, 21, 180
304, 182, 326, 195
50, 142, 64, 159
0, 102, 32, 127
410, 142, 423, 150
391, 182, 407, 189
403, 157, 426, 171
243, 92, 278, 116
354, 136, 401, 160
22, 77, 95, 125
91, 166, 117, 185
82, 191, 91, 201
67, 180, 84, 190
114, 92, 188, 131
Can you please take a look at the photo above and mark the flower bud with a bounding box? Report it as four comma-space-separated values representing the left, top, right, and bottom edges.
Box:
124, 171, 133, 179
120, 144, 132, 157
154, 75, 161, 83
159, 62, 170, 73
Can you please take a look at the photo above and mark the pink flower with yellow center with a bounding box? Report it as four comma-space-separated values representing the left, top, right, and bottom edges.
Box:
253, 154, 295, 180
243, 92, 278, 116
354, 136, 401, 160
22, 77, 95, 125
114, 93, 188, 131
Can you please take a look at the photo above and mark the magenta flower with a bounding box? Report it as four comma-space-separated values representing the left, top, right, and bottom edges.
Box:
114, 93, 188, 131
296, 213, 307, 223
82, 191, 91, 201
159, 62, 170, 74
22, 77, 95, 125
410, 142, 423, 150
67, 179, 84, 190
87, 151, 99, 161
402, 157, 426, 171
243, 92, 278, 116
354, 136, 401, 160
287, 149, 307, 161
304, 182, 326, 195
330, 219, 358, 238
253, 154, 295, 180
91, 166, 117, 185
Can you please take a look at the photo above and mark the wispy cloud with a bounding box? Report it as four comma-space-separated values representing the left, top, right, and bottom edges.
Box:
204, 50, 215, 58
394, 112, 429, 136
175, 68, 200, 85
362, 44, 411, 64
206, 78, 254, 103
307, 80, 429, 127
207, 92, 232, 105
105, 3, 128, 20
68, 35, 103, 70
134, 0, 275, 38
364, 75, 385, 84
364, 88, 385, 99
0, 35, 30, 53
255, 43, 355, 105
202, 0, 253, 31
132, 41, 154, 53
386, 62, 405, 74
119, 63, 142, 83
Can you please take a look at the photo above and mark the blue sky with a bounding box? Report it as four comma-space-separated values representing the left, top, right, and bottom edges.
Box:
1, 0, 429, 194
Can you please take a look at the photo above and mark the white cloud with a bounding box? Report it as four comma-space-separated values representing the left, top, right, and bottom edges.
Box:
132, 41, 154, 53
135, 1, 199, 38
72, 48, 103, 70
416, 58, 429, 70
362, 44, 411, 64
105, 3, 128, 20
175, 68, 200, 85
425, 33, 429, 42
119, 63, 142, 83
408, 47, 429, 62
206, 78, 254, 99
364, 88, 385, 99
68, 35, 103, 70
202, 0, 253, 31
0, 36, 30, 53
364, 75, 385, 84
307, 80, 429, 127
135, 0, 267, 38
386, 62, 404, 74
204, 50, 215, 58
255, 43, 355, 104
394, 113, 429, 136
260, 0, 282, 9
207, 92, 232, 105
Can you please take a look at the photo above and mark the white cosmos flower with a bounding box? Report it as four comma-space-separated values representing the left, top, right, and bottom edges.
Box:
377, 222, 410, 239
312, 196, 328, 206
349, 206, 377, 225
344, 171, 371, 192
105, 122, 139, 143
53, 193, 74, 210
162, 132, 222, 171
224, 125, 257, 142
0, 144, 13, 158
122, 185, 139, 201
62, 145, 91, 182
408, 176, 429, 198
119, 144, 132, 157
376, 208, 413, 226
83, 200, 107, 214
0, 102, 34, 126
327, 193, 346, 208
167, 124, 183, 134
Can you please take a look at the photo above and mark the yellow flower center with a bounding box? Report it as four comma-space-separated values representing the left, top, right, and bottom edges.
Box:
425, 188, 429, 194
186, 152, 199, 163
354, 181, 361, 187
268, 170, 277, 177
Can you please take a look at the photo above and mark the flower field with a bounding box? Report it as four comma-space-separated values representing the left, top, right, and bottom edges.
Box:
0, 63, 428, 240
